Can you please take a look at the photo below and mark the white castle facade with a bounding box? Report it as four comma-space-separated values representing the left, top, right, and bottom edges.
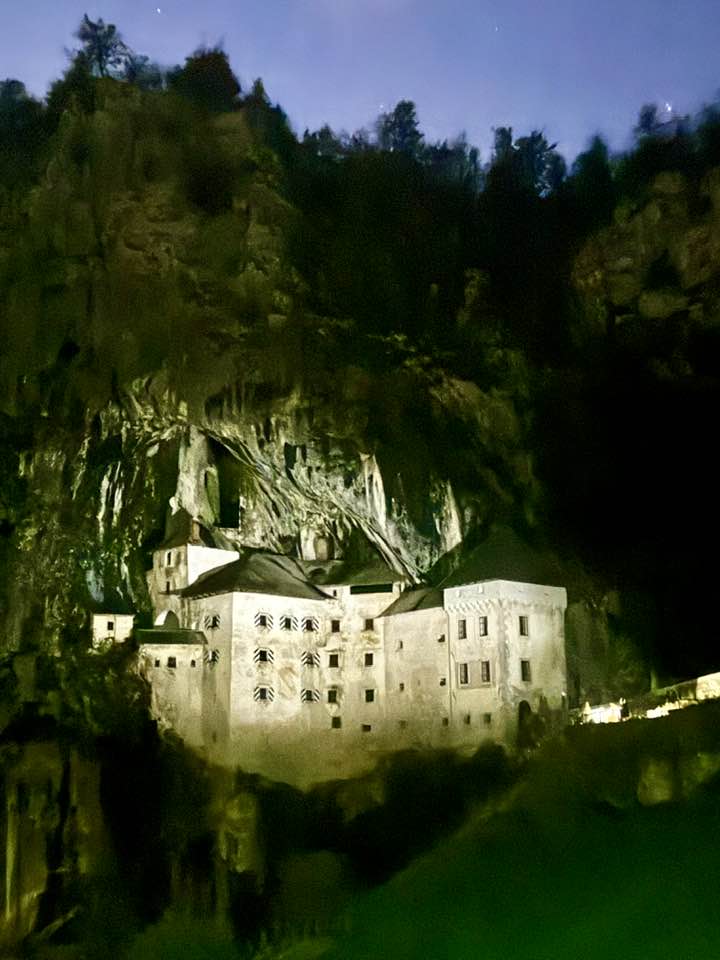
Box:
133, 519, 567, 787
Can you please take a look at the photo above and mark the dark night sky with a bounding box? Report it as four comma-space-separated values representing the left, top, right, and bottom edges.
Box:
4, 0, 720, 161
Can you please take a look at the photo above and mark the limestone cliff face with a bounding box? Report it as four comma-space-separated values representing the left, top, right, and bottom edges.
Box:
0, 83, 540, 654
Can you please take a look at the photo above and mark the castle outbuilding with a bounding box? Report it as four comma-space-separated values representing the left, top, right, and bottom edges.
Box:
137, 519, 567, 786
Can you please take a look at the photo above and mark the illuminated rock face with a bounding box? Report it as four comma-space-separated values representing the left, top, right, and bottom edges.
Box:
138, 530, 567, 787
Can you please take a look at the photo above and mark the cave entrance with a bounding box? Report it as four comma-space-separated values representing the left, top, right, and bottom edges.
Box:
208, 439, 245, 528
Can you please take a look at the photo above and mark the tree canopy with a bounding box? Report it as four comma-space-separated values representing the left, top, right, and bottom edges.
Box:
74, 14, 130, 78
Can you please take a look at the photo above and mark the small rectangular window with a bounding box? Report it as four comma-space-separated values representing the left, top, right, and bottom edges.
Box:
437, 634, 445, 644
442, 717, 449, 726
329, 652, 339, 668
302, 689, 316, 702
166, 551, 172, 565
398, 640, 404, 650
459, 663, 469, 685
399, 720, 408, 729
257, 649, 270, 663
399, 682, 405, 691
519, 616, 529, 637
190, 659, 196, 668
165, 581, 171, 593
281, 616, 293, 631
365, 689, 375, 703
154, 658, 160, 668
331, 716, 342, 729
167, 656, 176, 668
303, 617, 318, 632
483, 712, 492, 726
439, 677, 447, 686
257, 687, 268, 701
458, 619, 467, 640
257, 614, 268, 628
481, 660, 491, 683
479, 616, 488, 636
328, 688, 338, 703
361, 724, 372, 733
464, 713, 471, 725
107, 621, 114, 631
364, 618, 374, 631
331, 619, 341, 633
521, 659, 532, 682
364, 652, 374, 666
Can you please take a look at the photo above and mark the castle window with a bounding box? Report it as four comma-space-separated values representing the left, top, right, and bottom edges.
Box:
167, 656, 176, 669
399, 682, 405, 691
255, 613, 272, 629
204, 614, 221, 630
364, 652, 374, 667
365, 689, 375, 703
303, 617, 319, 632
437, 634, 445, 643
399, 720, 408, 729
254, 686, 274, 702
154, 659, 160, 668
166, 551, 172, 565
165, 581, 171, 593
280, 616, 295, 631
398, 640, 404, 650
361, 724, 372, 733
464, 713, 471, 725
521, 659, 532, 682
458, 619, 467, 640
442, 717, 449, 726
481, 660, 491, 683
484, 713, 492, 725
331, 619, 341, 633
439, 677, 447, 686
459, 663, 469, 685
107, 621, 114, 632
302, 688, 319, 702
302, 650, 320, 668
364, 618, 374, 631
328, 652, 339, 668
327, 688, 338, 703
479, 616, 488, 636
190, 659, 196, 668
254, 648, 274, 664
519, 616, 529, 637
331, 716, 342, 729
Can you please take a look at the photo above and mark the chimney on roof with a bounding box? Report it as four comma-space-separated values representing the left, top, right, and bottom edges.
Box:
191, 518, 201, 543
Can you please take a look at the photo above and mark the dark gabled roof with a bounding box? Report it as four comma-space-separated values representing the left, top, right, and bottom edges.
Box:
182, 551, 332, 601
438, 526, 566, 590
379, 586, 444, 618
299, 556, 407, 587
158, 509, 236, 552
137, 628, 207, 646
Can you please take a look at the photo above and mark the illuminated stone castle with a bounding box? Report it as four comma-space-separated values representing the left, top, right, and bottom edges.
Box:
133, 516, 567, 787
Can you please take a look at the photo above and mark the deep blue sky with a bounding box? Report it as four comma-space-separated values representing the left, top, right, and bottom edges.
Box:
4, 0, 720, 161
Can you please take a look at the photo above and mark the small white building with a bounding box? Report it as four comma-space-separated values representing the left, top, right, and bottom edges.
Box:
137, 520, 568, 787
91, 612, 135, 651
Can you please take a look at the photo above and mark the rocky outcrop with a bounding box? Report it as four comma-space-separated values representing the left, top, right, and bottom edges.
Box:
573, 168, 720, 335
